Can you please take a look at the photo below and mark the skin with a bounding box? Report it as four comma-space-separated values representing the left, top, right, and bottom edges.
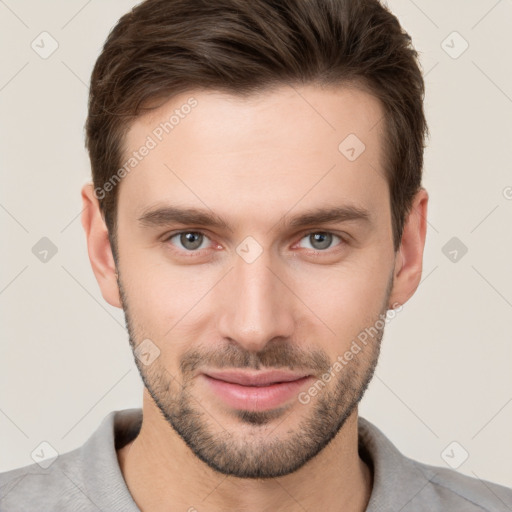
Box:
81, 84, 428, 512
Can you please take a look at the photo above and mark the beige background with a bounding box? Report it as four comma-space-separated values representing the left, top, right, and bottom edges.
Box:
1, 0, 511, 489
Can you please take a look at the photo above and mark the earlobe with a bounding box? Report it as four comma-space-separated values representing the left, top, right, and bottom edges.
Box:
80, 182, 122, 308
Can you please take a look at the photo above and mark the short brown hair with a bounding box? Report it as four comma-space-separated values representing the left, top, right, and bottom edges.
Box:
86, 0, 427, 255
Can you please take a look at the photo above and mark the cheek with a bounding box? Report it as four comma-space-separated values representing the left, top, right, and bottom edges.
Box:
291, 260, 390, 346
120, 255, 217, 346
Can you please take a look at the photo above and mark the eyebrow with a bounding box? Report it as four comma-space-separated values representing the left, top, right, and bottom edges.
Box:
137, 204, 372, 231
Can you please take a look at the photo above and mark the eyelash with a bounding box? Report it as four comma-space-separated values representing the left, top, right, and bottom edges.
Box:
163, 230, 347, 256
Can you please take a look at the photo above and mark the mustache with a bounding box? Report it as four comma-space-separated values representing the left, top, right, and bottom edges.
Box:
179, 339, 331, 377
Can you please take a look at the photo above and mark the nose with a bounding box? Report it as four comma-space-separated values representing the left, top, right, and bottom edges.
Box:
216, 247, 295, 354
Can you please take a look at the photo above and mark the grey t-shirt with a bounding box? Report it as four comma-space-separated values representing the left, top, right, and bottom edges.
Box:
1, 408, 511, 511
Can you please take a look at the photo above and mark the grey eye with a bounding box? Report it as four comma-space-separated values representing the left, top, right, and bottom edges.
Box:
170, 232, 209, 251
299, 232, 341, 251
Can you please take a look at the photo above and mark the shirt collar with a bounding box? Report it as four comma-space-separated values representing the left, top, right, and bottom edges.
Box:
80, 408, 437, 511
357, 416, 438, 511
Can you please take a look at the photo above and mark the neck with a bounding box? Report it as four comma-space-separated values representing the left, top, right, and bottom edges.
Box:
118, 395, 373, 512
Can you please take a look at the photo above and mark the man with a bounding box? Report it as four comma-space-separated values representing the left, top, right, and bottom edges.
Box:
1, 0, 511, 510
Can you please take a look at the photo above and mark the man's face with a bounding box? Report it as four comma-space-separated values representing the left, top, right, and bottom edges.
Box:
114, 84, 397, 478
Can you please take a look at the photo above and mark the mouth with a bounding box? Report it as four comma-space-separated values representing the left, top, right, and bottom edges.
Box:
201, 370, 313, 411
203, 369, 311, 386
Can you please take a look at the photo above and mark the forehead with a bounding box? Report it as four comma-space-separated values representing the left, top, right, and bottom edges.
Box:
118, 84, 388, 228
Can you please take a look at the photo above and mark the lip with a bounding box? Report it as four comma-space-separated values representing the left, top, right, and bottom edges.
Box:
203, 369, 311, 386
201, 371, 313, 411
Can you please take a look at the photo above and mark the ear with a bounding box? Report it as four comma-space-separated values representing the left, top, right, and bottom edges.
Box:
388, 187, 429, 309
80, 182, 122, 308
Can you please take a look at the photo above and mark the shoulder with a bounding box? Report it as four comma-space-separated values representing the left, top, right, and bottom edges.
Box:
0, 408, 141, 511
0, 448, 91, 511
408, 457, 512, 511
358, 416, 512, 511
